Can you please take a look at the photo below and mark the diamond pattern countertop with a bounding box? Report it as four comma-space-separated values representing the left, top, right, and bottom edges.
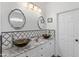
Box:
2, 37, 54, 57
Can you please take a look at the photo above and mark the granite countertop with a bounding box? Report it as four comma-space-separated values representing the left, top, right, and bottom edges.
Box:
2, 37, 53, 57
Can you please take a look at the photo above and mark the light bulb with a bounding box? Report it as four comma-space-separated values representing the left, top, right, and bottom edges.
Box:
28, 3, 33, 9
38, 8, 42, 13
34, 6, 38, 11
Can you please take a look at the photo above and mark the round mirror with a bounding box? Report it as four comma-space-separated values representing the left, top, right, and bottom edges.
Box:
8, 9, 26, 29
37, 16, 46, 29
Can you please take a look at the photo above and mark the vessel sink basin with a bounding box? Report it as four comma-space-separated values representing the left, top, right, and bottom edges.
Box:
42, 34, 51, 39
13, 39, 31, 47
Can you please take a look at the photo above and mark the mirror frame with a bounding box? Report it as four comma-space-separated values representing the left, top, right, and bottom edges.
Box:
8, 9, 26, 30
37, 16, 46, 29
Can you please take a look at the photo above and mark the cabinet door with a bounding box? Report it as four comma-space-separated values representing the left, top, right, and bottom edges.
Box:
49, 40, 55, 56
26, 46, 42, 57
39, 40, 54, 57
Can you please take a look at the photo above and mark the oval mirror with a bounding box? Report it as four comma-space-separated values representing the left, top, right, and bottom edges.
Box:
37, 16, 46, 29
8, 9, 26, 29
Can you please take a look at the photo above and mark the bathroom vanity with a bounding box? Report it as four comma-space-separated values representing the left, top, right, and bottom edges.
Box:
2, 30, 55, 57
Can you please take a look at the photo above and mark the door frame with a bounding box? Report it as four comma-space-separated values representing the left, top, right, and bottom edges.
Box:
56, 8, 79, 57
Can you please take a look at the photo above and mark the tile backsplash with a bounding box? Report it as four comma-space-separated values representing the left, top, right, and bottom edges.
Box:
1, 29, 55, 50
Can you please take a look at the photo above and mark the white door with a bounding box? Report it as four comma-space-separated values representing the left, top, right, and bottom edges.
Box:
73, 10, 79, 57
58, 9, 79, 57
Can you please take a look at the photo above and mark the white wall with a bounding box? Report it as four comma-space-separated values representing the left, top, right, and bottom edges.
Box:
45, 2, 79, 29
45, 2, 79, 56
0, 3, 1, 35
1, 2, 46, 32
34, 2, 47, 17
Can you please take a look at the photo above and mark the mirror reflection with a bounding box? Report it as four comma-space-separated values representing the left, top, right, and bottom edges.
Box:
8, 9, 26, 29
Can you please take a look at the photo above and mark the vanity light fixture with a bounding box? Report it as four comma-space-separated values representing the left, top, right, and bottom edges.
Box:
24, 3, 42, 13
